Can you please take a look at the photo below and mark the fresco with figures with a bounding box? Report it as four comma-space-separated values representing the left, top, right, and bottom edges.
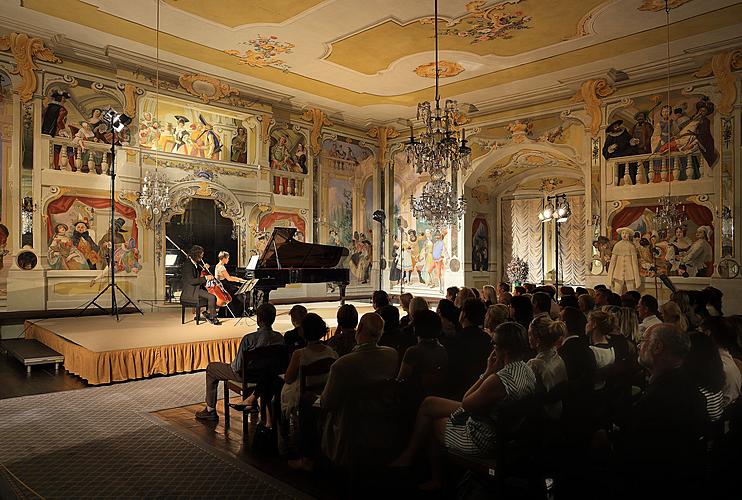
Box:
606, 203, 714, 278
138, 97, 251, 163
0, 72, 12, 297
46, 196, 141, 273
270, 127, 307, 173
472, 216, 489, 272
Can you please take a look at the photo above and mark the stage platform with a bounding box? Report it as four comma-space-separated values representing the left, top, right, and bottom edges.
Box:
25, 301, 374, 385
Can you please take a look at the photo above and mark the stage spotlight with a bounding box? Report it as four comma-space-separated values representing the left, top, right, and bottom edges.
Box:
372, 210, 386, 223
104, 107, 132, 132
541, 202, 554, 222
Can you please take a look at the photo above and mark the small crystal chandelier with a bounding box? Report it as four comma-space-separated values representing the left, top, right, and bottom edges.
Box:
410, 179, 467, 229
407, 0, 470, 227
654, 195, 686, 235
138, 171, 171, 217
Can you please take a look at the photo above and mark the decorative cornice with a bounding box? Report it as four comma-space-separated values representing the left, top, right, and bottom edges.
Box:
367, 126, 399, 168
569, 78, 615, 137
141, 154, 259, 179
116, 82, 143, 119
693, 49, 742, 116
301, 107, 333, 155
0, 31, 61, 102
178, 73, 239, 104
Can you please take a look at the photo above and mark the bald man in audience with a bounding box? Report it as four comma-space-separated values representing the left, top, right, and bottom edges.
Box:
320, 312, 398, 465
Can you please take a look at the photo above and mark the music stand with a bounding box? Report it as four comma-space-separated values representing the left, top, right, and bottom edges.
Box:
234, 279, 258, 327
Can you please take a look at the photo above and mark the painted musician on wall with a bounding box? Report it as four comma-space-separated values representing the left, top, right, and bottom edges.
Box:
181, 245, 221, 325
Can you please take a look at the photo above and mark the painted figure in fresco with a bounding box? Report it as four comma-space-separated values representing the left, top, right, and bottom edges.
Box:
195, 114, 222, 160
671, 98, 718, 168
157, 123, 174, 151
48, 223, 88, 270
680, 226, 713, 277
41, 90, 71, 136
172, 115, 192, 155
0, 224, 10, 271
389, 234, 401, 285
673, 106, 691, 130
651, 105, 678, 153
472, 221, 489, 272
349, 231, 372, 284
429, 230, 448, 292
294, 143, 307, 173
667, 226, 691, 258
400, 231, 414, 284
606, 227, 642, 293
97, 217, 127, 264
407, 229, 424, 284
231, 126, 248, 163
603, 119, 638, 183
71, 219, 101, 270
419, 229, 434, 284
630, 111, 654, 154
116, 238, 142, 273
270, 136, 296, 171
88, 108, 107, 141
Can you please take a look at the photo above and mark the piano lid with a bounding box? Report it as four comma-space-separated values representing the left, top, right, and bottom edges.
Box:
256, 227, 349, 269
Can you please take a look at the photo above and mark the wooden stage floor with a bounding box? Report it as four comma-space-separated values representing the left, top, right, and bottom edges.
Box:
25, 301, 375, 386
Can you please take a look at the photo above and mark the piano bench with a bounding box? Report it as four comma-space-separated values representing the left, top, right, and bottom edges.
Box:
180, 302, 202, 325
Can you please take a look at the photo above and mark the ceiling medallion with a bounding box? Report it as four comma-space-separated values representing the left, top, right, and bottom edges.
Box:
178, 73, 238, 103
414, 60, 465, 78
224, 35, 295, 72
407, 0, 471, 228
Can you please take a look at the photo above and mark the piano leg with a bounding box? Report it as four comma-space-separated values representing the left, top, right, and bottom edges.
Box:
339, 283, 347, 305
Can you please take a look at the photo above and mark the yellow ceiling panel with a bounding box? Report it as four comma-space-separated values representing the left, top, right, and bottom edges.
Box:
162, 0, 324, 27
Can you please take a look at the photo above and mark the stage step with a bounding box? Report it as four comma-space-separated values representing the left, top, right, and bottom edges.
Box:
1, 339, 64, 375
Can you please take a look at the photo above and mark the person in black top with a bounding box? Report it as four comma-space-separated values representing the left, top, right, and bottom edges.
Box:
378, 304, 415, 364
180, 245, 220, 325
444, 298, 490, 399
284, 305, 308, 357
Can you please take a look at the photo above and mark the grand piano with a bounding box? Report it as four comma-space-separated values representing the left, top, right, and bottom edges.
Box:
243, 227, 350, 307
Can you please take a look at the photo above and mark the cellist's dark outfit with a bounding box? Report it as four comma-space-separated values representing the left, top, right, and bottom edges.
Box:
181, 259, 217, 317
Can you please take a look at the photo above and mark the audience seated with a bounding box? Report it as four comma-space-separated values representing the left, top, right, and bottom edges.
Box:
560, 286, 575, 298
620, 292, 638, 310
509, 294, 534, 330
436, 299, 460, 339
527, 316, 568, 419
661, 300, 689, 333
587, 310, 617, 388
482, 285, 497, 307
196, 303, 282, 421
671, 290, 701, 330
372, 290, 390, 311
621, 323, 707, 497
704, 317, 742, 406
445, 298, 491, 399
531, 291, 552, 321
685, 331, 726, 421
594, 288, 611, 308
637, 294, 662, 342
578, 293, 595, 315
284, 305, 308, 357
471, 288, 481, 300
454, 287, 474, 308
498, 291, 513, 306
446, 286, 459, 302
524, 283, 536, 294
496, 282, 510, 301
558, 307, 596, 423
378, 304, 416, 362
399, 292, 413, 328
514, 285, 526, 296
327, 304, 359, 357
281, 313, 338, 471
559, 294, 579, 310
483, 304, 509, 336
398, 309, 448, 397
390, 321, 535, 491
321, 312, 398, 466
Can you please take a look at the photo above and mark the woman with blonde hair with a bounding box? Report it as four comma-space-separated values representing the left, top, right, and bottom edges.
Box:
482, 285, 497, 307
660, 301, 689, 333
484, 304, 509, 336
527, 317, 568, 419
454, 287, 475, 308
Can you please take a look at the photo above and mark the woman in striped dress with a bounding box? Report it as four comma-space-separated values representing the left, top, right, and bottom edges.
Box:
390, 322, 535, 491
685, 331, 726, 421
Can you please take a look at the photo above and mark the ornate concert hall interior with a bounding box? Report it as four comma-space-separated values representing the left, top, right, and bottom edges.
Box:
1, 0, 741, 498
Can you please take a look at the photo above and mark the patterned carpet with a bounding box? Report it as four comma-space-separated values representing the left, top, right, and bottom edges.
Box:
0, 373, 306, 499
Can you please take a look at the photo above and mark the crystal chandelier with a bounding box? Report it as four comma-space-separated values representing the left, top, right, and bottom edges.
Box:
138, 171, 171, 217
407, 0, 470, 227
410, 179, 466, 229
654, 195, 686, 235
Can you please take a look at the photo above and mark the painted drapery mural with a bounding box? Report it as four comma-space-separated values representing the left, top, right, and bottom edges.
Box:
257, 211, 306, 256
46, 196, 141, 273
320, 136, 374, 285
608, 203, 714, 278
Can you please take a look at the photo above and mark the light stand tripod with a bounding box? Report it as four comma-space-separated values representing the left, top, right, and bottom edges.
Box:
372, 210, 386, 292
79, 109, 142, 321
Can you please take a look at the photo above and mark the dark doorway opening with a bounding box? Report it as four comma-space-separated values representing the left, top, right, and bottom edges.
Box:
165, 198, 237, 301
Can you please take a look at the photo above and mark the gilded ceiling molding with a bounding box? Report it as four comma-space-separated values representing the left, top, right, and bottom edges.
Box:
178, 73, 239, 103
569, 78, 615, 137
367, 126, 399, 168
693, 50, 742, 116
638, 0, 694, 11
414, 61, 465, 78
301, 108, 334, 155
0, 32, 61, 102
116, 82, 144, 119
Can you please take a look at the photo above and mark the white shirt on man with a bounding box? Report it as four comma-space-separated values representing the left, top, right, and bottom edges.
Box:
638, 315, 662, 342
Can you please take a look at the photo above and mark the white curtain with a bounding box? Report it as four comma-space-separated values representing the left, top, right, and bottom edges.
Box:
559, 195, 586, 286
503, 198, 544, 284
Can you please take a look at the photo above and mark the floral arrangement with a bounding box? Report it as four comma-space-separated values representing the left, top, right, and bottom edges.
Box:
506, 256, 529, 285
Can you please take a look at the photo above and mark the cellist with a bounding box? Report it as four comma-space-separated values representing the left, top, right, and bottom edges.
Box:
181, 245, 221, 325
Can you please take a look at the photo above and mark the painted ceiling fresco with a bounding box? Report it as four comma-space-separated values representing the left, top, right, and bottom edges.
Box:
9, 0, 741, 121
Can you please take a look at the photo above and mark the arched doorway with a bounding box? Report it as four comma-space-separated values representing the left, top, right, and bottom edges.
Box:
165, 198, 237, 301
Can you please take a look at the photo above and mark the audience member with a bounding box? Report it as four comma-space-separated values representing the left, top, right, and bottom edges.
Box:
445, 298, 491, 398
660, 301, 689, 333
637, 295, 662, 342
685, 331, 726, 421
509, 294, 533, 330
436, 298, 460, 338
482, 285, 497, 307
622, 324, 707, 497
670, 290, 701, 330
446, 286, 459, 302
398, 310, 448, 395
559, 294, 579, 310
531, 292, 552, 321
620, 293, 638, 310
196, 303, 282, 421
560, 286, 575, 298
391, 322, 534, 491
704, 286, 724, 317
471, 288, 481, 300
372, 290, 390, 311
704, 317, 742, 406
514, 285, 526, 296
483, 304, 509, 335
610, 306, 641, 347
578, 293, 595, 315
498, 291, 513, 306
608, 292, 622, 307
399, 292, 414, 328
587, 310, 617, 377
321, 313, 398, 466
524, 283, 536, 294
575, 286, 588, 296
284, 305, 308, 356
528, 317, 568, 419
454, 287, 474, 308
497, 282, 510, 299
378, 304, 415, 362
327, 304, 359, 357
625, 290, 641, 305
282, 313, 338, 471
594, 288, 611, 308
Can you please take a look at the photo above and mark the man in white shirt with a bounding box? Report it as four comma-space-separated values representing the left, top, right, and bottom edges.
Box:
637, 294, 662, 343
